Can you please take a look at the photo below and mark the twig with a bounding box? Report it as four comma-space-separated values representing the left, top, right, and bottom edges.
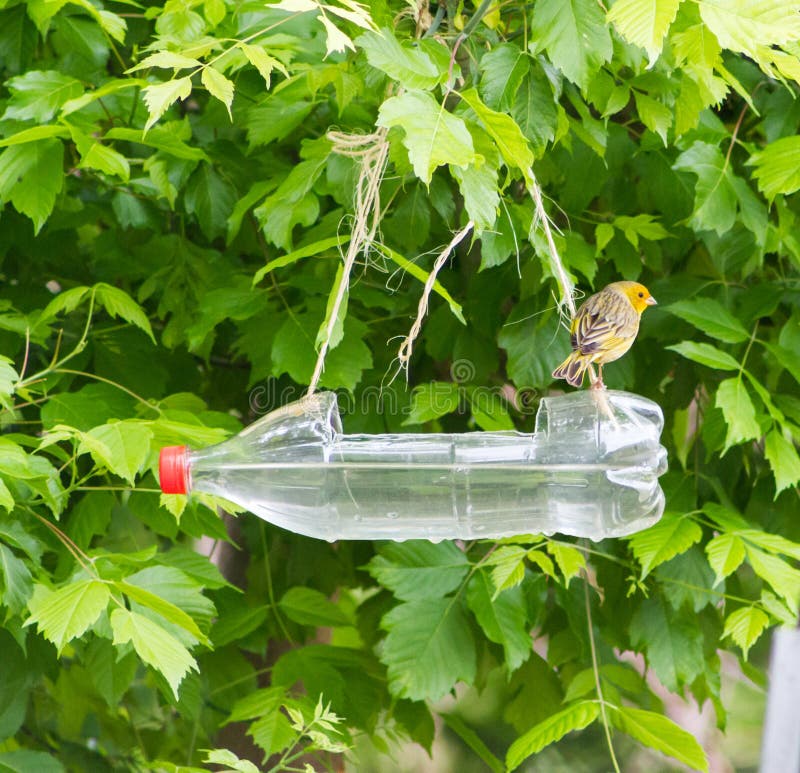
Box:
396, 220, 474, 372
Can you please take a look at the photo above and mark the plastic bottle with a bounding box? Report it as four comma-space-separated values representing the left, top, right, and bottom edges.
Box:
159, 390, 667, 542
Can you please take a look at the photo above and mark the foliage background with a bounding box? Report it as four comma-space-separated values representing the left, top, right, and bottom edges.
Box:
0, 0, 799, 770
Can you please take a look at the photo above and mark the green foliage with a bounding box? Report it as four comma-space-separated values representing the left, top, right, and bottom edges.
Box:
0, 0, 799, 769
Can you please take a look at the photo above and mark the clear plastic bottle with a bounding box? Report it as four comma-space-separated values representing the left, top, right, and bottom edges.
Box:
159, 390, 668, 541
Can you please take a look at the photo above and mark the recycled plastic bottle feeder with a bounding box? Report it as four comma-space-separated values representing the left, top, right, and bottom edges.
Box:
159, 390, 668, 541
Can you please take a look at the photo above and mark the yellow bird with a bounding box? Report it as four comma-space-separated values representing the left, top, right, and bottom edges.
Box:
551, 281, 657, 390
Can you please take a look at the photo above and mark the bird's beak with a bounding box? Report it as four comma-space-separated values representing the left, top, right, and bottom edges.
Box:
646, 296, 657, 306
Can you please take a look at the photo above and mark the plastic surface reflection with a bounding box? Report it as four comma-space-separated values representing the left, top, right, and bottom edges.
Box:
176, 390, 668, 542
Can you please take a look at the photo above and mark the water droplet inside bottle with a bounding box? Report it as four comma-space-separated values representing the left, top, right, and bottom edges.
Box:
387, 511, 398, 519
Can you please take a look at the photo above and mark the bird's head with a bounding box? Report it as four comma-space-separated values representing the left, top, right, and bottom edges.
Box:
614, 281, 657, 314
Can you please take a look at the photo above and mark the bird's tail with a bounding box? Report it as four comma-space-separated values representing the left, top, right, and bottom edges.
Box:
552, 352, 591, 388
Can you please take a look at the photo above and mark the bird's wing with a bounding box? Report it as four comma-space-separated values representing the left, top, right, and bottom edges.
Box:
571, 291, 638, 356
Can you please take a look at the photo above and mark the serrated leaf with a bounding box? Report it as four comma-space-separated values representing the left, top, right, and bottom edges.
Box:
487, 545, 528, 594
377, 90, 475, 184
367, 541, 469, 601
116, 581, 208, 644
459, 88, 533, 173
634, 92, 672, 144
110, 607, 197, 699
506, 701, 599, 770
95, 283, 155, 342
142, 77, 192, 132
0, 125, 70, 147
611, 706, 709, 772
25, 579, 110, 654
201, 66, 234, 118
104, 126, 209, 161
466, 570, 531, 672
764, 428, 800, 494
527, 549, 556, 577
128, 51, 202, 72
315, 263, 347, 351
529, 0, 612, 90
723, 606, 769, 659
278, 587, 351, 627
667, 298, 749, 343
0, 544, 32, 615
204, 749, 260, 773
357, 30, 446, 90
630, 595, 704, 690
252, 236, 349, 285
746, 545, 800, 614
381, 598, 476, 701
747, 136, 800, 199
715, 378, 761, 452
77, 140, 130, 181
80, 421, 153, 483
241, 43, 287, 88
318, 13, 354, 56
0, 139, 64, 234
546, 543, 586, 586
607, 0, 683, 65
667, 341, 740, 371
479, 44, 530, 112
628, 514, 702, 579
738, 529, 800, 561
451, 162, 500, 234
705, 533, 746, 586
2, 70, 82, 122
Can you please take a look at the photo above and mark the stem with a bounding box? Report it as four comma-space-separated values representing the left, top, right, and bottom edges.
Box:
582, 560, 621, 773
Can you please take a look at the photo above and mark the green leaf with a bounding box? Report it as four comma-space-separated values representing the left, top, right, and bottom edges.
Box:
184, 163, 237, 241
738, 529, 800, 562
723, 606, 769, 659
116, 581, 208, 645
468, 393, 515, 430
278, 587, 351, 627
506, 701, 599, 770
142, 77, 192, 132
252, 236, 349, 285
634, 92, 672, 144
0, 139, 64, 233
357, 30, 447, 90
25, 579, 110, 654
0, 544, 32, 615
630, 595, 704, 690
746, 545, 800, 614
705, 533, 746, 586
61, 79, 146, 117
451, 162, 500, 234
459, 88, 533, 173
715, 378, 761, 452
466, 569, 531, 672
698, 0, 800, 61
667, 341, 740, 371
110, 607, 197, 699
315, 263, 348, 351
80, 421, 153, 483
747, 136, 800, 199
201, 66, 234, 118
245, 96, 313, 149
76, 139, 130, 181
610, 706, 709, 772
0, 125, 70, 147
479, 44, 530, 112
367, 541, 469, 601
402, 382, 461, 425
127, 51, 202, 72
546, 543, 587, 586
764, 428, 800, 494
512, 65, 559, 156
627, 514, 703, 579
380, 598, 476, 701
486, 545, 528, 593
0, 750, 65, 773
95, 283, 155, 342
203, 749, 260, 773
2, 70, 82, 121
667, 298, 749, 343
377, 90, 475, 185
529, 0, 612, 90
240, 43, 287, 88
104, 126, 209, 161
672, 141, 739, 235
607, 0, 682, 64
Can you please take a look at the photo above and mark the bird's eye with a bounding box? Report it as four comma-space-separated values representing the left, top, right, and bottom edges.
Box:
638, 292, 644, 298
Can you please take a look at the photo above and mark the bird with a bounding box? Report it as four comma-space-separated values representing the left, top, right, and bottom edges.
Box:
551, 281, 657, 390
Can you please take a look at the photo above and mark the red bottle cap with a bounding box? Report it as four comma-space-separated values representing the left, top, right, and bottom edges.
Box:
159, 446, 188, 494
